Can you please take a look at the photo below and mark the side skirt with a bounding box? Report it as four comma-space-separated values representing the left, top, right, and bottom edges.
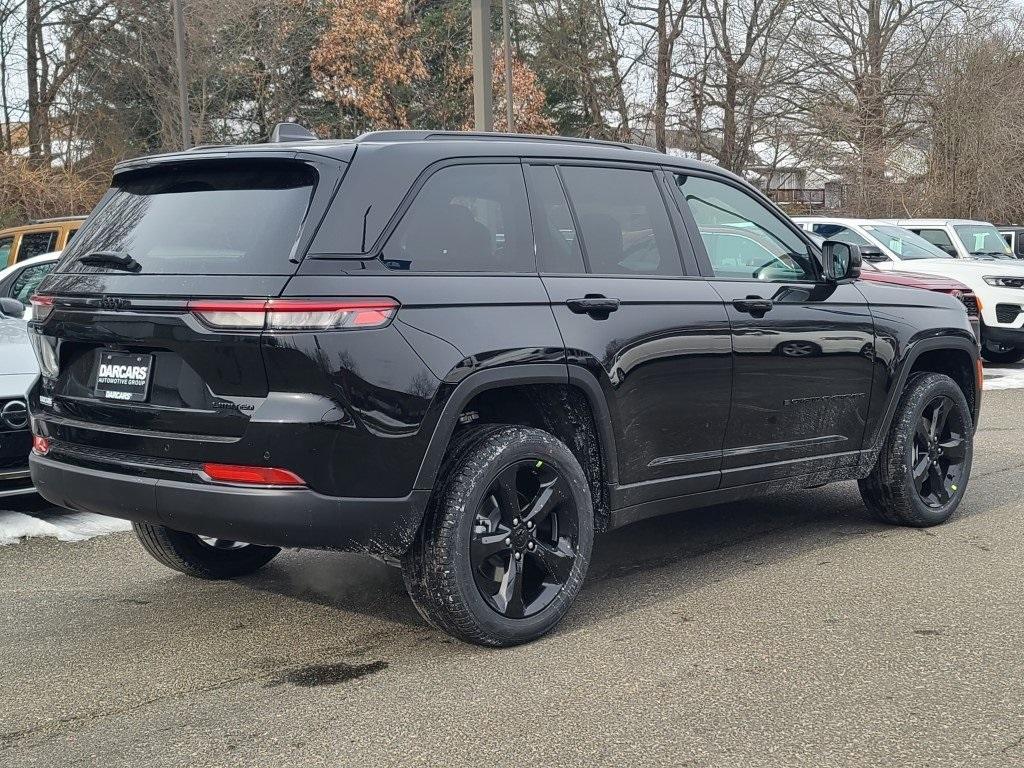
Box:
607, 448, 878, 530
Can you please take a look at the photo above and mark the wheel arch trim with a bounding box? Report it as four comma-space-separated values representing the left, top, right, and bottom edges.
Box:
873, 334, 980, 449
413, 363, 618, 491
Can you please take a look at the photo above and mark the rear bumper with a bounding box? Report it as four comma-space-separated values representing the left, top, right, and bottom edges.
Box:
29, 453, 430, 557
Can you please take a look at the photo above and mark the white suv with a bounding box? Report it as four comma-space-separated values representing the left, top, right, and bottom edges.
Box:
794, 216, 1024, 363
889, 218, 1012, 260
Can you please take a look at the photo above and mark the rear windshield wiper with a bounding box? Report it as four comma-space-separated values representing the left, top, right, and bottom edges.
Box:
77, 251, 142, 273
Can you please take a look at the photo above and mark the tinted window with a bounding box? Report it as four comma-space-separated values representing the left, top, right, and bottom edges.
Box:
560, 166, 681, 276
862, 224, 950, 260
63, 161, 317, 275
675, 174, 815, 281
10, 263, 54, 305
383, 164, 533, 272
526, 165, 584, 273
65, 227, 77, 243
0, 236, 12, 265
810, 223, 869, 245
914, 228, 957, 256
18, 231, 57, 262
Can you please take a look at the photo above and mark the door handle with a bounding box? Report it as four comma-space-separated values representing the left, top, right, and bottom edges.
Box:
567, 296, 620, 318
732, 297, 774, 316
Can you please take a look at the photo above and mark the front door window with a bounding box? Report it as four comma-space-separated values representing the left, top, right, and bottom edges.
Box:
673, 175, 816, 282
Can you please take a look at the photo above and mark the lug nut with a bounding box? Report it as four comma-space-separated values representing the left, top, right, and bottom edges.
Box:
527, 541, 536, 550
526, 521, 534, 529
512, 517, 520, 526
504, 537, 511, 545
513, 552, 522, 560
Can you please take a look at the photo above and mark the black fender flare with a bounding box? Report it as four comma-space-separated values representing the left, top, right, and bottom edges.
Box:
870, 332, 980, 452
413, 363, 618, 490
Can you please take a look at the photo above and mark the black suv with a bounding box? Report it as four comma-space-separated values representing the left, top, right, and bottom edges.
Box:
27, 130, 980, 646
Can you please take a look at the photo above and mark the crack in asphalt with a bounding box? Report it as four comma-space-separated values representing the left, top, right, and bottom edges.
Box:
0, 671, 254, 749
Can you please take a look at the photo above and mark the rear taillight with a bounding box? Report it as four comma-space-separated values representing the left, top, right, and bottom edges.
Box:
201, 463, 305, 486
187, 298, 398, 331
29, 295, 55, 322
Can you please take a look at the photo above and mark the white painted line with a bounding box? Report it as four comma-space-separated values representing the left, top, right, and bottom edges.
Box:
0, 510, 131, 546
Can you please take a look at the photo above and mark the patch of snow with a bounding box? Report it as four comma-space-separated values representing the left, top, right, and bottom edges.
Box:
0, 510, 131, 546
983, 365, 1024, 390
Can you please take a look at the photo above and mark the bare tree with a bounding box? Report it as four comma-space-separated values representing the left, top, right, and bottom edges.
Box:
678, 0, 801, 172
792, 0, 972, 212
0, 1, 23, 154
617, 0, 694, 151
923, 11, 1024, 221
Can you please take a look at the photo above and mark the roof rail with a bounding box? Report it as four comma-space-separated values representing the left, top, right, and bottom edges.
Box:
29, 215, 86, 224
353, 130, 662, 154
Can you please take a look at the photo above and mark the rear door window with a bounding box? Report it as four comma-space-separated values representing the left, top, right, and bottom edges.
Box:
525, 165, 585, 274
810, 223, 869, 245
0, 236, 12, 265
559, 166, 682, 276
382, 163, 534, 272
913, 228, 958, 256
62, 161, 317, 275
18, 231, 58, 261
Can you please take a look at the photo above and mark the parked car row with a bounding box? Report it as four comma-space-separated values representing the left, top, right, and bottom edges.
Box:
796, 217, 1024, 363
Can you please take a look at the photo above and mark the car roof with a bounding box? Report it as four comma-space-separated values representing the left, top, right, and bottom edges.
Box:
112, 130, 732, 178
886, 218, 991, 226
792, 216, 876, 226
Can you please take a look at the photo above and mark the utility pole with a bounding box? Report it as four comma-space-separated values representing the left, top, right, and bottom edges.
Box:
172, 0, 191, 149
502, 0, 513, 132
471, 0, 492, 131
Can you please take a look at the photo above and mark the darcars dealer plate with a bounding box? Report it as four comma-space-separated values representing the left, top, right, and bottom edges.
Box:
94, 351, 154, 402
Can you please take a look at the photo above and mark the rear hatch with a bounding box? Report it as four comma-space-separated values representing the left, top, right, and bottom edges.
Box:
31, 154, 341, 446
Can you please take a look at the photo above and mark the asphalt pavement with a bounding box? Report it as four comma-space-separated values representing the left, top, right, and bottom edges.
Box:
2, 389, 1024, 767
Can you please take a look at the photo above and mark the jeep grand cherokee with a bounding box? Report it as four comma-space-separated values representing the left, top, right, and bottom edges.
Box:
27, 129, 981, 646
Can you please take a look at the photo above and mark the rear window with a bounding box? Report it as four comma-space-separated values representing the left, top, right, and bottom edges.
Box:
63, 161, 317, 275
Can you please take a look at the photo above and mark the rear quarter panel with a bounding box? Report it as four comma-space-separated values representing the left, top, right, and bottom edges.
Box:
283, 263, 565, 496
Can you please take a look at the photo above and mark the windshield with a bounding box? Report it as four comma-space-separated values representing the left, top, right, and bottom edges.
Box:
953, 224, 1014, 258
62, 160, 317, 275
863, 225, 952, 260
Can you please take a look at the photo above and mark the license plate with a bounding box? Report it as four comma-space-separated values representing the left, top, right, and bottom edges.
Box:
94, 351, 153, 402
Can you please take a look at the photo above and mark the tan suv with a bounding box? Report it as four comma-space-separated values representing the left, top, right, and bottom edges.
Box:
0, 217, 85, 267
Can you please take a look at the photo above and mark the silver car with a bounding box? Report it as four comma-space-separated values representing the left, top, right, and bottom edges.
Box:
1, 302, 37, 498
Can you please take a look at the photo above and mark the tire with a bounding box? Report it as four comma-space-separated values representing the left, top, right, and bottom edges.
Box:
402, 425, 594, 647
858, 373, 973, 527
132, 522, 280, 579
981, 340, 1024, 364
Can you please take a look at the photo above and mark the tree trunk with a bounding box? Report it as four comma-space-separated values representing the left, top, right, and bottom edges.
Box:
0, 35, 11, 154
860, 0, 886, 198
654, 0, 670, 152
722, 65, 738, 171
26, 0, 41, 162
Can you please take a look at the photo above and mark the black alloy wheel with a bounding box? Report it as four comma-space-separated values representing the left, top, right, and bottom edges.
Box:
910, 394, 967, 508
470, 460, 579, 619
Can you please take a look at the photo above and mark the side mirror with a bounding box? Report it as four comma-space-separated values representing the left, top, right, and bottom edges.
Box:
859, 246, 888, 263
821, 240, 862, 281
0, 297, 25, 319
